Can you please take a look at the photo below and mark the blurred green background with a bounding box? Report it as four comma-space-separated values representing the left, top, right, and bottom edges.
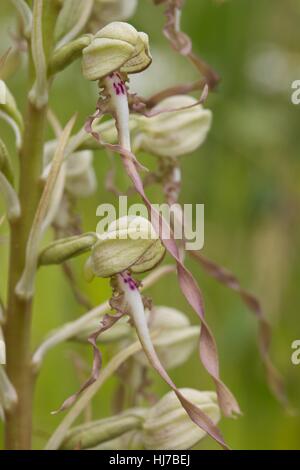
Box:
1, 0, 300, 450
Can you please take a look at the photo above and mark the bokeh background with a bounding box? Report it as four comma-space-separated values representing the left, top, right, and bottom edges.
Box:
1, 0, 300, 450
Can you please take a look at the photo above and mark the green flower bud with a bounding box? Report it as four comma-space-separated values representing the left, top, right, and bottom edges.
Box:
134, 306, 199, 370
39, 233, 98, 266
133, 95, 212, 158
48, 35, 92, 76
87, 216, 165, 278
89, 0, 138, 32
82, 21, 152, 81
61, 408, 146, 450
143, 388, 220, 450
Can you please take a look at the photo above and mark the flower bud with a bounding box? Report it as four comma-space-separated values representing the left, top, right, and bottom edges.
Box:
87, 216, 165, 278
44, 142, 97, 198
82, 22, 152, 81
39, 232, 98, 266
134, 306, 199, 370
133, 95, 212, 158
89, 1, 138, 33
61, 408, 146, 450
48, 35, 92, 76
143, 388, 220, 450
65, 150, 97, 197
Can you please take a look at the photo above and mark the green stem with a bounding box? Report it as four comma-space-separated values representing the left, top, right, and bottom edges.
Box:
4, 101, 47, 450
3, 0, 59, 449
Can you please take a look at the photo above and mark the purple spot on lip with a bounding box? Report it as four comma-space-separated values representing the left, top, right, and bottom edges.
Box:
118, 81, 124, 94
113, 83, 120, 95
111, 77, 126, 96
121, 272, 138, 290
